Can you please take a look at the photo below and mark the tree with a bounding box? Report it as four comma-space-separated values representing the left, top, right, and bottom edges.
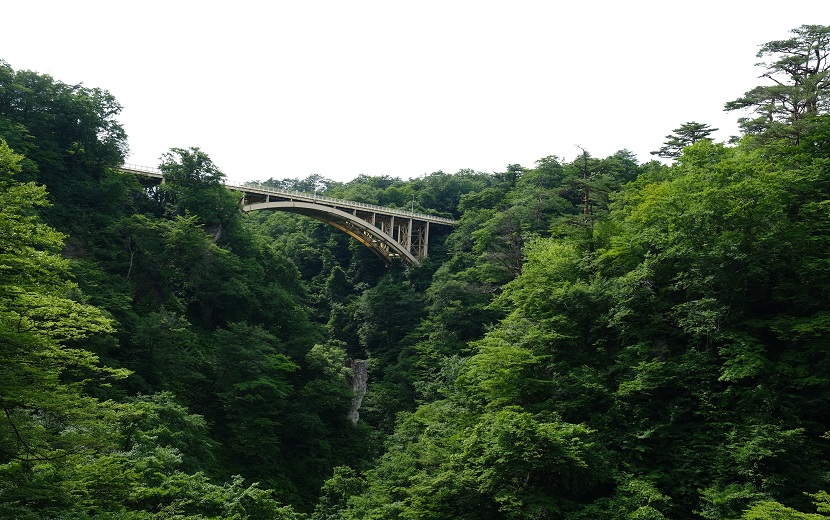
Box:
0, 60, 128, 180
312, 466, 367, 520
408, 169, 492, 218
651, 122, 719, 159
0, 139, 123, 515
158, 147, 240, 235
211, 322, 298, 489
557, 148, 631, 248
159, 147, 224, 186
725, 25, 830, 142
497, 163, 525, 188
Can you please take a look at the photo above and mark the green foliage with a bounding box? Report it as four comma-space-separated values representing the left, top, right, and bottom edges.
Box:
210, 322, 298, 482
311, 466, 367, 520
0, 60, 127, 178
725, 25, 830, 143
335, 28, 830, 515
0, 138, 308, 519
126, 473, 304, 520
0, 59, 353, 515
651, 121, 719, 159
158, 146, 241, 234
7, 26, 830, 518
339, 396, 598, 519
456, 407, 595, 518
741, 501, 825, 520
567, 476, 671, 520
0, 138, 123, 437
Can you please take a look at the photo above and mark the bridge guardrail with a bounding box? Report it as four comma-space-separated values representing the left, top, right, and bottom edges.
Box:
122, 163, 163, 175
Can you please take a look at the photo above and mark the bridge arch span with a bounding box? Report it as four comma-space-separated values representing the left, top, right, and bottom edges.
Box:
243, 200, 419, 266
118, 164, 456, 267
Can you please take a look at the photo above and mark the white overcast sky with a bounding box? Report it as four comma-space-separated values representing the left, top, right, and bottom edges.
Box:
1, 1, 826, 183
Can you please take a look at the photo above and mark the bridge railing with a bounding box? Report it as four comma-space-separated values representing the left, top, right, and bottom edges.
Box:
119, 164, 457, 225
122, 163, 163, 175
232, 181, 457, 224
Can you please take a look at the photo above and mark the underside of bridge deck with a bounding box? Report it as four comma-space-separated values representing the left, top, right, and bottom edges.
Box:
243, 200, 422, 266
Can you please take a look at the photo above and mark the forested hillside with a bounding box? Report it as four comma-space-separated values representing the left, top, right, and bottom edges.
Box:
2, 24, 830, 519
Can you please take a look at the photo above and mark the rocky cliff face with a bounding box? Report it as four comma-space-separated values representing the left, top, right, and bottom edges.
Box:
346, 359, 368, 424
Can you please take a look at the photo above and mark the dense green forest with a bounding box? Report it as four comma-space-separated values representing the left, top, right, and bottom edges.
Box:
2, 24, 830, 519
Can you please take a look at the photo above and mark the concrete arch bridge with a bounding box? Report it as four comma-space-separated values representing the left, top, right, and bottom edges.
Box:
118, 164, 457, 266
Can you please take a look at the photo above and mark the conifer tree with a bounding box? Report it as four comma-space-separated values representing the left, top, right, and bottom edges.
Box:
725, 24, 830, 142
651, 121, 718, 159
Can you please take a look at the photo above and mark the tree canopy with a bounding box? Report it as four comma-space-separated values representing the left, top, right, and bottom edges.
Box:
4, 24, 830, 519
651, 121, 719, 159
725, 24, 830, 142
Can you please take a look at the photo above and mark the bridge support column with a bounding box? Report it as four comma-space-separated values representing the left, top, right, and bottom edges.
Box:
424, 221, 429, 258
409, 221, 430, 259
